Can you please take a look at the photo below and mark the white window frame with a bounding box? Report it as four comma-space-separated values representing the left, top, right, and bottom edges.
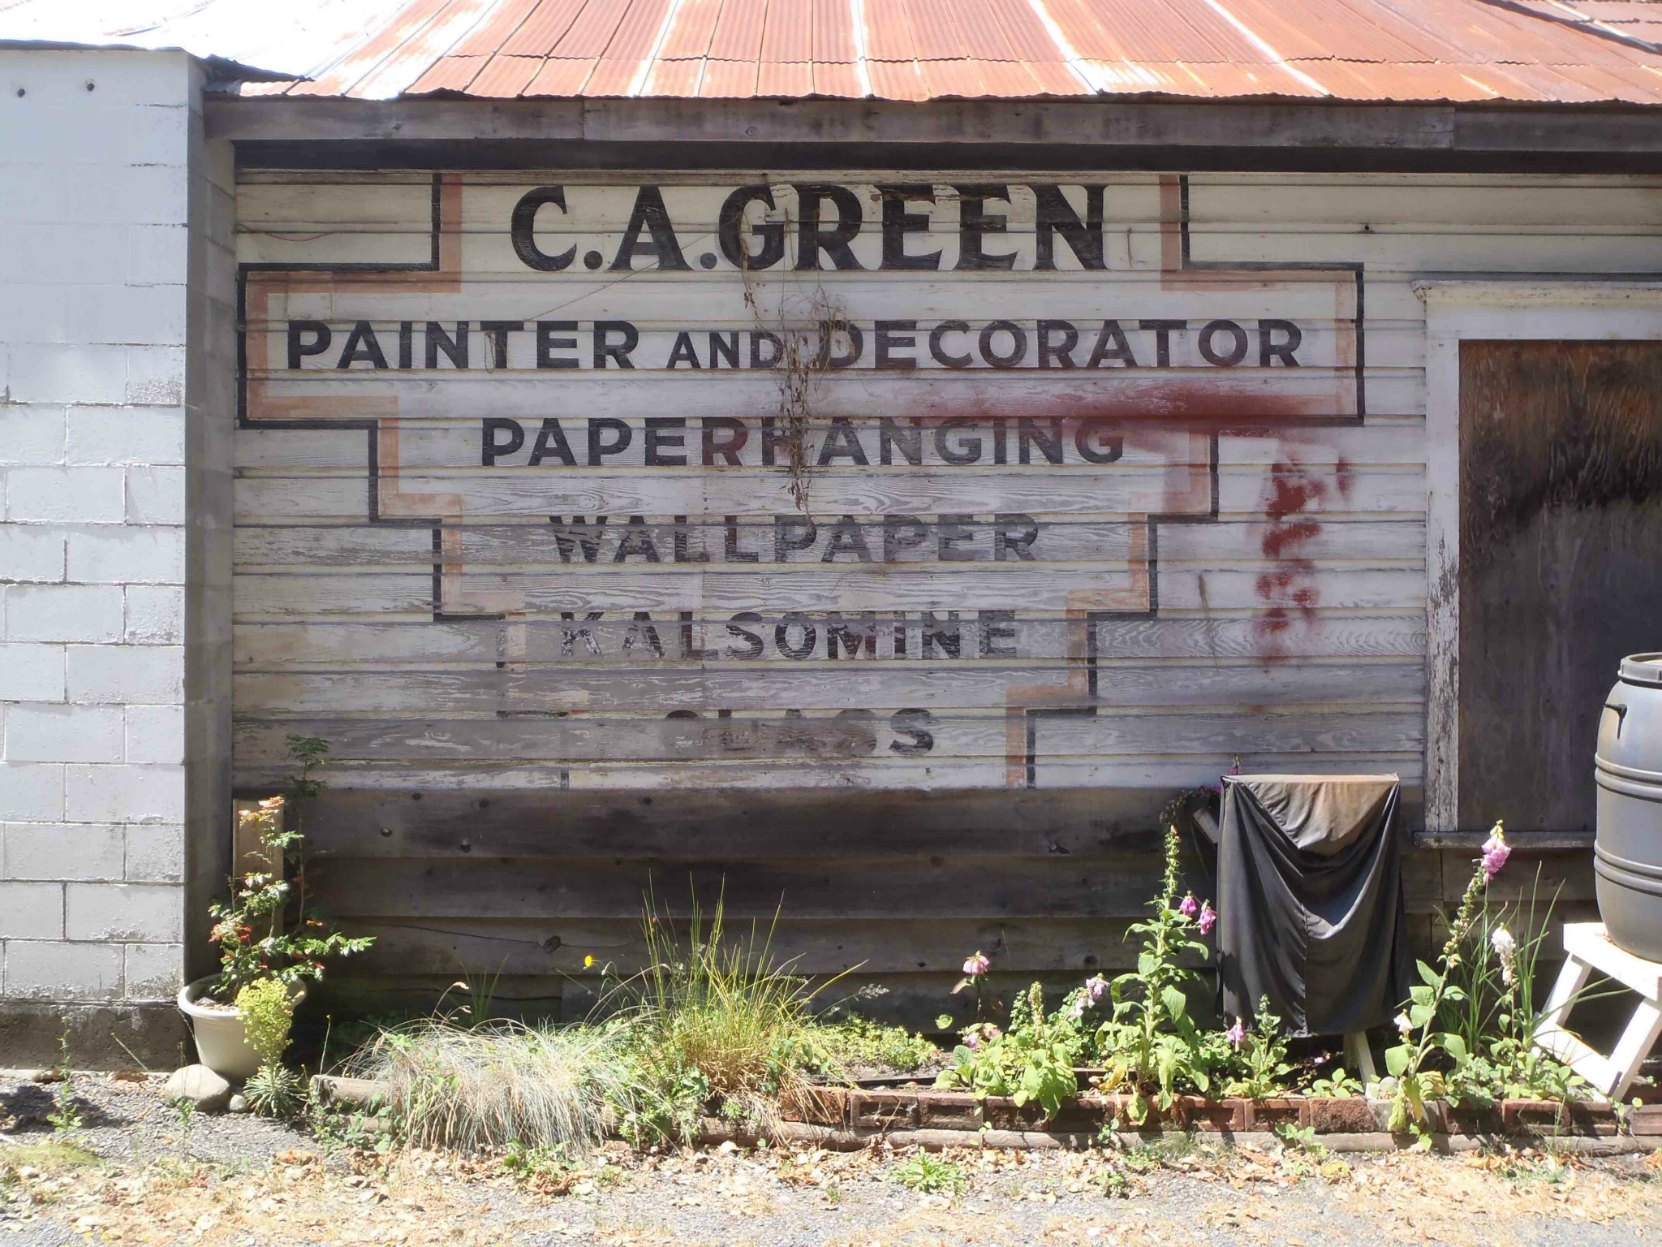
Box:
1417, 280, 1662, 834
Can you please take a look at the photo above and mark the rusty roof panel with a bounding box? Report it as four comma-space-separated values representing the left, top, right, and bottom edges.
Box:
523, 54, 598, 91
646, 55, 705, 91
23, 0, 1661, 105
407, 52, 484, 90
582, 54, 644, 92
466, 51, 547, 93
1051, 0, 1269, 64
450, 0, 540, 53
866, 58, 930, 99
759, 0, 815, 60
700, 56, 760, 94
659, 0, 720, 57
499, 0, 589, 54
984, 0, 1072, 62
1226, 0, 1434, 62
809, 59, 864, 94
861, 0, 918, 62
709, 0, 766, 60
756, 59, 816, 93
546, 0, 629, 56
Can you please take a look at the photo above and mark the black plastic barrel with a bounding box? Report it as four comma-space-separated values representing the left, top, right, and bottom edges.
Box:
1595, 654, 1662, 961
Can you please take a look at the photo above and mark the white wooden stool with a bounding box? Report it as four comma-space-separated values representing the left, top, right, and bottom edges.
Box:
1534, 921, 1662, 1102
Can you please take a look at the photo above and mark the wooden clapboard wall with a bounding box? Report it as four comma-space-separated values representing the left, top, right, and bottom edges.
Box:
231, 171, 1652, 1018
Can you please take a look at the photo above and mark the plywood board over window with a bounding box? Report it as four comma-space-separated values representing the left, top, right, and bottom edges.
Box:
1458, 340, 1662, 836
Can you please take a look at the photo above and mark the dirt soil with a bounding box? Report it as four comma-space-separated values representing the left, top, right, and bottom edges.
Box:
7, 1070, 1662, 1247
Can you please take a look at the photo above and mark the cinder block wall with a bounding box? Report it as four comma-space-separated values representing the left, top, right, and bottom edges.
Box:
0, 47, 232, 1065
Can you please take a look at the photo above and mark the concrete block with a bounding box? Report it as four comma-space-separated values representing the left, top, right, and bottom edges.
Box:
0, 525, 65, 582
67, 407, 187, 466
3, 939, 124, 1002
0, 283, 63, 343
123, 585, 183, 643
124, 704, 185, 763
124, 941, 184, 999
125, 465, 184, 524
64, 762, 184, 823
2, 822, 124, 881
67, 527, 186, 584
123, 823, 183, 882
0, 881, 63, 938
124, 345, 185, 405
126, 224, 189, 286
0, 224, 128, 285
6, 343, 129, 405
0, 405, 67, 465
67, 644, 184, 703
5, 703, 124, 762
62, 286, 187, 349
0, 642, 65, 700
66, 882, 182, 942
0, 762, 65, 820
124, 103, 189, 169
4, 466, 125, 523
6, 584, 124, 641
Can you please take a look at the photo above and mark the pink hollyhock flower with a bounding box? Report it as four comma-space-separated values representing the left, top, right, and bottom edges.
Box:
964, 1032, 980, 1050
1226, 1020, 1246, 1048
1084, 975, 1108, 1005
1178, 894, 1199, 918
963, 951, 990, 978
1198, 903, 1217, 936
1481, 826, 1510, 884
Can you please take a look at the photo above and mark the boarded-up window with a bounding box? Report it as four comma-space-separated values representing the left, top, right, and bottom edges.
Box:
1459, 340, 1662, 834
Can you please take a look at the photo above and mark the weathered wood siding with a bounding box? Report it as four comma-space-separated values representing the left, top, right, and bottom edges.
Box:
232, 171, 1653, 1017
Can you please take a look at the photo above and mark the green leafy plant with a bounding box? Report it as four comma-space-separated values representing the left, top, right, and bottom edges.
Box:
208, 737, 374, 1000
1224, 998, 1293, 1099
935, 981, 1089, 1117
1309, 1066, 1364, 1098
1437, 867, 1587, 1109
46, 1027, 82, 1135
236, 978, 297, 1069
891, 1151, 967, 1196
1095, 825, 1233, 1122
235, 977, 304, 1117
244, 1064, 305, 1118
172, 1097, 196, 1152
813, 1016, 937, 1073
1385, 822, 1507, 1139
1272, 1120, 1326, 1157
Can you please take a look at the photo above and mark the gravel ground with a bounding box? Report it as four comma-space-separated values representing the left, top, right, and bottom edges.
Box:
7, 1069, 1662, 1247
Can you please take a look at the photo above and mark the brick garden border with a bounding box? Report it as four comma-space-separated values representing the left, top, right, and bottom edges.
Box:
779, 1083, 1662, 1142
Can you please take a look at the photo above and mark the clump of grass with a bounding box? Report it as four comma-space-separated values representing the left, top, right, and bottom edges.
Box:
347, 1019, 637, 1153
607, 888, 849, 1139
891, 1151, 968, 1196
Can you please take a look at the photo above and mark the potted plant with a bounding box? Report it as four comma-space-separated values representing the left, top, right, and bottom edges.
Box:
178, 737, 374, 1080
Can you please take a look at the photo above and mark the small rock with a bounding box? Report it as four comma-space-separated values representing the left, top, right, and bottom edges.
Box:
163, 1064, 232, 1112
228, 1093, 250, 1114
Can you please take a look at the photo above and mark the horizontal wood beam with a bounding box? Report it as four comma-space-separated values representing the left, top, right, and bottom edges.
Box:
206, 97, 1662, 168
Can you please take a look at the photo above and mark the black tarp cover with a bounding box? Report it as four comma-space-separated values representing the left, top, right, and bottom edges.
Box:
1217, 774, 1409, 1036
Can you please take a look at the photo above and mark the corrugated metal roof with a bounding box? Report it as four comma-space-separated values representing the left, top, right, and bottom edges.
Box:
3, 0, 1660, 103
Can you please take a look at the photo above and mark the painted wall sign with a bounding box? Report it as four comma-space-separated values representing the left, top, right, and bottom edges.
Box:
234, 171, 1421, 793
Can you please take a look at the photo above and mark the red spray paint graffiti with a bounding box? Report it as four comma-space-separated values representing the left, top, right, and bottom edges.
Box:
1255, 456, 1329, 660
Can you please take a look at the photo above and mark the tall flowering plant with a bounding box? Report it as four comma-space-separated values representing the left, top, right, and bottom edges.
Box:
1095, 824, 1233, 1123
1384, 822, 1509, 1137
206, 737, 374, 1001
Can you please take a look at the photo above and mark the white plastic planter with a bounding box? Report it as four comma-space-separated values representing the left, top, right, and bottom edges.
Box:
177, 977, 306, 1081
